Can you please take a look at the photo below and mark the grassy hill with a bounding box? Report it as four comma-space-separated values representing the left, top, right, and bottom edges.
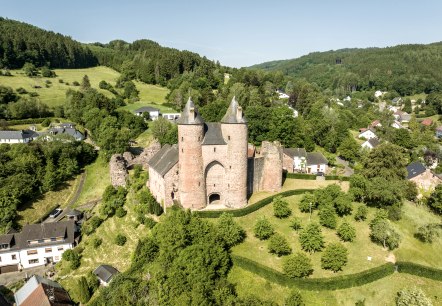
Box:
251, 42, 442, 95
0, 66, 170, 108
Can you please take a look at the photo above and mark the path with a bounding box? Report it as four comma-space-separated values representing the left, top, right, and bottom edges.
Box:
45, 171, 87, 223
0, 265, 53, 286
335, 156, 354, 177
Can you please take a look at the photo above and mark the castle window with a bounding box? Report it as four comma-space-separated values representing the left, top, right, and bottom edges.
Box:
214, 184, 216, 187
181, 137, 183, 142
228, 184, 230, 187
229, 166, 232, 169
228, 136, 231, 140
181, 148, 184, 153
198, 182, 201, 187
214, 147, 216, 152
198, 136, 201, 141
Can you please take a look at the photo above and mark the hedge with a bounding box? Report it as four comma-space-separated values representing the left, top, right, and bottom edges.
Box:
396, 261, 442, 281
232, 255, 395, 290
2, 117, 52, 126
325, 175, 350, 181
285, 173, 317, 180
194, 189, 315, 218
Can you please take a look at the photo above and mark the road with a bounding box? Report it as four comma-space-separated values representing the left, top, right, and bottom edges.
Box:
335, 156, 354, 177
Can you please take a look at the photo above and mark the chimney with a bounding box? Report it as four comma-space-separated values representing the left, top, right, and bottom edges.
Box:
189, 107, 195, 122
236, 106, 243, 122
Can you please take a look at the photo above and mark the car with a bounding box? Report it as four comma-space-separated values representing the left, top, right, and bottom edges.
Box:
316, 171, 325, 177
49, 208, 63, 218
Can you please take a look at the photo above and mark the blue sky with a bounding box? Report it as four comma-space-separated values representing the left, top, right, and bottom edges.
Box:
2, 0, 442, 67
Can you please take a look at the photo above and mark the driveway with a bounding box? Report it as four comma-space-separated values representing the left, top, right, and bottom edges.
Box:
0, 265, 53, 287
336, 157, 354, 177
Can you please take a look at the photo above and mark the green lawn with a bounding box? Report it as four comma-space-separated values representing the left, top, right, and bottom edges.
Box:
73, 156, 110, 207
228, 266, 442, 306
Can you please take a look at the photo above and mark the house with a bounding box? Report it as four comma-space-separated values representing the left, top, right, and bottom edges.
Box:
358, 128, 377, 140
306, 152, 328, 174
392, 97, 402, 105
162, 113, 181, 121
361, 138, 380, 150
407, 162, 442, 193
0, 130, 39, 144
41, 126, 85, 141
287, 105, 299, 118
343, 96, 351, 102
65, 209, 83, 222
0, 221, 76, 272
436, 126, 442, 138
391, 120, 404, 129
134, 106, 160, 120
94, 265, 119, 286
276, 90, 289, 99
421, 118, 433, 127
393, 110, 411, 123
14, 275, 72, 306
283, 148, 307, 173
374, 90, 384, 98
370, 120, 382, 128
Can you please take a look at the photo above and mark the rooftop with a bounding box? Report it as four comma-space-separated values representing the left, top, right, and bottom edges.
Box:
202, 123, 226, 145
134, 106, 160, 113
147, 144, 179, 177
0, 130, 39, 140
176, 98, 204, 125
93, 265, 119, 284
306, 152, 328, 166
283, 148, 307, 159
406, 162, 426, 179
15, 275, 72, 306
221, 97, 247, 124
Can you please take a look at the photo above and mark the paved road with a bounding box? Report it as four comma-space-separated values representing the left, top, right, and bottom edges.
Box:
44, 171, 87, 223
335, 157, 354, 177
0, 265, 53, 286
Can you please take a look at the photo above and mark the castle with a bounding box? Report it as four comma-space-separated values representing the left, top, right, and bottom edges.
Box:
148, 97, 283, 210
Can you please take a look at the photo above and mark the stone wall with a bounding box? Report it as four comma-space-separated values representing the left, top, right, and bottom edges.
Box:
128, 141, 161, 169
109, 154, 128, 187
250, 141, 283, 193
283, 153, 294, 173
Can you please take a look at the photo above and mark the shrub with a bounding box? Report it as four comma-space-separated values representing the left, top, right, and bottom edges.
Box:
370, 219, 401, 250
77, 276, 91, 304
334, 194, 353, 216
289, 217, 302, 231
299, 223, 324, 253
59, 79, 64, 83
82, 216, 103, 235
62, 249, 81, 270
388, 202, 403, 221
254, 217, 274, 240
337, 221, 356, 242
72, 81, 80, 86
299, 193, 317, 213
144, 217, 157, 229
285, 289, 305, 306
41, 118, 51, 127
282, 252, 313, 278
268, 233, 292, 256
321, 243, 348, 272
217, 213, 246, 247
396, 287, 433, 306
16, 87, 27, 94
273, 196, 291, 218
354, 205, 368, 221
318, 205, 337, 229
415, 224, 439, 243
29, 91, 39, 97
115, 207, 127, 218
91, 237, 102, 249
115, 234, 127, 246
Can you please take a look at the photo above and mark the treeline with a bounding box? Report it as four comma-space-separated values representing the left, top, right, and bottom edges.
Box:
89, 39, 222, 87
0, 17, 97, 69
0, 85, 52, 119
252, 43, 442, 96
0, 141, 96, 232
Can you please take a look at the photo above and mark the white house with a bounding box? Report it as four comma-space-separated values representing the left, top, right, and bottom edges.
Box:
0, 221, 76, 272
162, 113, 181, 121
374, 90, 384, 98
134, 106, 160, 120
283, 148, 307, 173
391, 120, 404, 129
344, 96, 351, 102
39, 126, 85, 142
306, 152, 328, 174
358, 128, 377, 140
276, 90, 289, 99
0, 130, 39, 144
361, 138, 380, 150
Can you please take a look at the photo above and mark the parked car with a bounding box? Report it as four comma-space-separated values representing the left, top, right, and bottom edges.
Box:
316, 171, 325, 177
49, 208, 63, 218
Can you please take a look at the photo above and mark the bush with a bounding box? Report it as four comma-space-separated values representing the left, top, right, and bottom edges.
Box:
321, 243, 348, 272
299, 223, 324, 253
59, 79, 64, 83
115, 207, 127, 218
299, 193, 317, 213
387, 202, 403, 221
268, 233, 292, 256
285, 289, 305, 306
62, 249, 81, 270
82, 216, 103, 235
217, 213, 246, 247
77, 276, 91, 304
354, 205, 368, 221
16, 87, 27, 94
334, 194, 353, 216
273, 196, 291, 218
396, 287, 433, 306
144, 217, 157, 229
370, 219, 401, 250
91, 237, 102, 249
41, 118, 51, 127
289, 217, 302, 231
415, 224, 439, 243
115, 234, 127, 246
337, 221, 356, 242
254, 217, 274, 240
72, 81, 80, 86
282, 252, 313, 278
318, 205, 337, 229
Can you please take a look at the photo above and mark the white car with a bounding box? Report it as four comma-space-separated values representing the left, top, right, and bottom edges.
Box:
49, 208, 63, 218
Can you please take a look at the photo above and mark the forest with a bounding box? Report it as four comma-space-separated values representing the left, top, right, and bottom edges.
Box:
252, 43, 442, 96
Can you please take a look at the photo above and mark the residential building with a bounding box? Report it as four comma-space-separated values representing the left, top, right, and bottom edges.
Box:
0, 130, 39, 144
358, 128, 377, 140
41, 126, 85, 141
392, 97, 402, 105
0, 221, 76, 272
94, 265, 119, 286
162, 113, 181, 121
305, 152, 328, 174
14, 275, 72, 306
283, 148, 307, 173
436, 126, 442, 138
276, 90, 289, 99
370, 120, 382, 128
361, 138, 380, 150
421, 118, 433, 127
391, 120, 404, 129
407, 162, 442, 193
134, 106, 160, 120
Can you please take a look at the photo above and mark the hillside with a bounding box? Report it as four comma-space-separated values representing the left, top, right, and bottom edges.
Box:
251, 42, 442, 96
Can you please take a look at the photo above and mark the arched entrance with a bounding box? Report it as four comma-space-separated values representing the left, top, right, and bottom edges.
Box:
208, 193, 221, 204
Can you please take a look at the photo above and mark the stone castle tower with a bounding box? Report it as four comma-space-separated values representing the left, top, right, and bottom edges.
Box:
177, 97, 248, 209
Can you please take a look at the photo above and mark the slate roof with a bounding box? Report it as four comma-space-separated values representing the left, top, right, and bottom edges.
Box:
42, 128, 84, 140
0, 130, 38, 140
367, 138, 380, 148
134, 106, 160, 113
14, 275, 70, 306
93, 265, 119, 284
221, 97, 247, 124
306, 152, 328, 166
176, 98, 204, 125
283, 148, 307, 159
0, 234, 14, 245
202, 123, 226, 145
148, 144, 179, 177
406, 162, 427, 179
65, 209, 82, 217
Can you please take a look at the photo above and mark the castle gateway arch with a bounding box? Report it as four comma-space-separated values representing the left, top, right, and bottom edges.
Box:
205, 160, 225, 204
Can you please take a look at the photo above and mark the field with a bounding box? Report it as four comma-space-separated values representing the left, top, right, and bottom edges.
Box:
0, 66, 171, 109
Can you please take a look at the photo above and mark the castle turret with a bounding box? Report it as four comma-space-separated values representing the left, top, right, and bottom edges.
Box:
221, 97, 248, 208
177, 98, 206, 209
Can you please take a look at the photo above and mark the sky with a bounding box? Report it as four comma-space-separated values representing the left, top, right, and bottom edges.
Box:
1, 0, 442, 67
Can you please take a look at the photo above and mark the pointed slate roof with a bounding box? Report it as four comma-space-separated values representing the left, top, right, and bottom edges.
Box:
202, 123, 226, 145
176, 97, 204, 125
221, 97, 247, 124
147, 144, 179, 176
